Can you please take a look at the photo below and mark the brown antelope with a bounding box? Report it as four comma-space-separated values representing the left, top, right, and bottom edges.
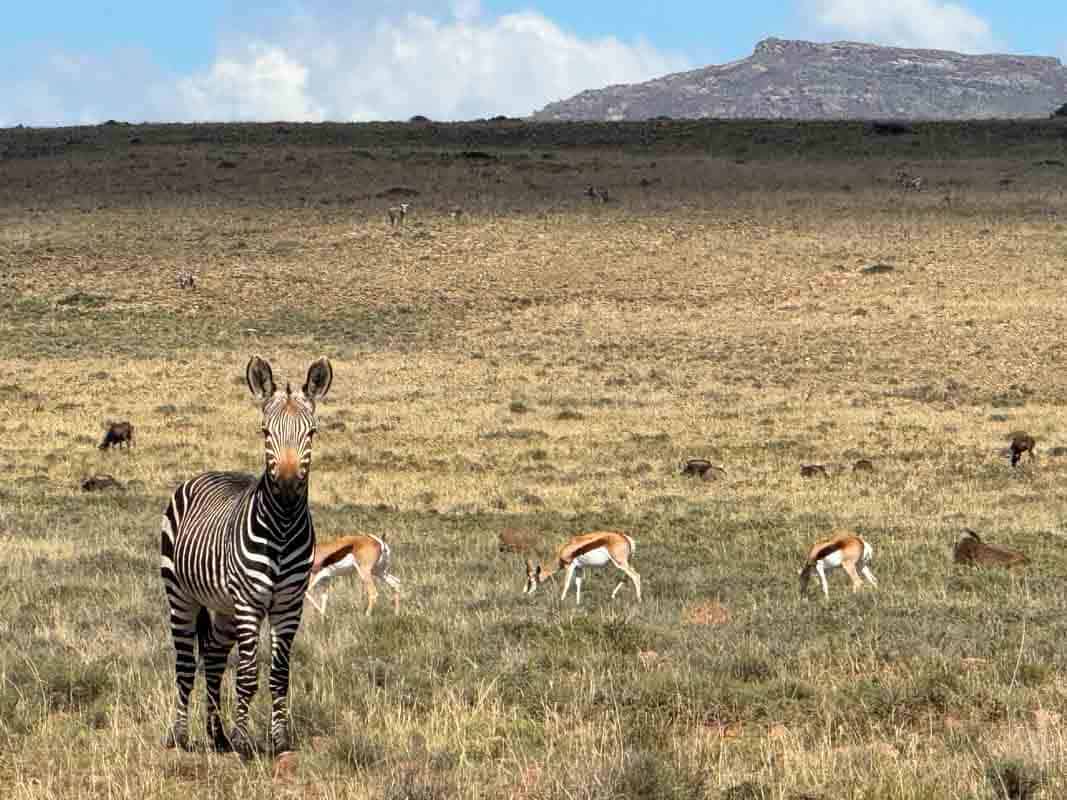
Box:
307, 534, 400, 616
1009, 433, 1036, 467
524, 531, 641, 605
99, 421, 134, 450
799, 530, 876, 598
953, 529, 1028, 567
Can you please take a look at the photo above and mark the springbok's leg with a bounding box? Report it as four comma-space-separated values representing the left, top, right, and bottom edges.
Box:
560, 563, 577, 603
842, 562, 863, 592
619, 564, 642, 602
861, 564, 878, 588
816, 563, 830, 598
359, 565, 378, 617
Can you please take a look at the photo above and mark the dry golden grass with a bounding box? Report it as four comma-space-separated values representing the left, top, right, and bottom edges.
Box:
2, 125, 1067, 798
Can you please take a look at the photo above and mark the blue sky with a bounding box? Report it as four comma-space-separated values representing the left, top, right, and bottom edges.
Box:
3, 1, 1065, 126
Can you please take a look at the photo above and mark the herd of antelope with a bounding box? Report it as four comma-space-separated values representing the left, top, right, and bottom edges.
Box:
305, 440, 1033, 613
308, 519, 1028, 615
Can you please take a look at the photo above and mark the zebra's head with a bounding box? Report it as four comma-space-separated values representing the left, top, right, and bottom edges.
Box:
246, 355, 333, 504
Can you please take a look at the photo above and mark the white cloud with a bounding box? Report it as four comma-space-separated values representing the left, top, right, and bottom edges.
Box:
805, 0, 998, 53
176, 44, 324, 122
0, 3, 686, 126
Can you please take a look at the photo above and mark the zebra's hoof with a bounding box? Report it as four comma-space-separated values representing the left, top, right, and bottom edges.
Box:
272, 731, 293, 756
229, 727, 255, 760
211, 728, 234, 753
163, 726, 190, 751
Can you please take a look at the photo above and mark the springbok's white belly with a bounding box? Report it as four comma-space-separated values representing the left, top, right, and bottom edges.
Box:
314, 553, 359, 585
818, 549, 845, 569
574, 547, 612, 568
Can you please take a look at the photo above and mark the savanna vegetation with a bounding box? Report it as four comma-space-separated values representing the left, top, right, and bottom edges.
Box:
1, 118, 1067, 798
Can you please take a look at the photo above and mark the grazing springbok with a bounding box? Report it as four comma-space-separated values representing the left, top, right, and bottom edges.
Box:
524, 531, 641, 605
160, 356, 332, 759
388, 203, 410, 226
306, 534, 400, 617
799, 530, 877, 598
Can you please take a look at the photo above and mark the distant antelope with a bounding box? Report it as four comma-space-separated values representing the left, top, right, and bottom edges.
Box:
99, 421, 134, 450
388, 203, 410, 226
1009, 433, 1036, 467
524, 531, 641, 606
953, 529, 1028, 567
177, 272, 196, 289
448, 205, 464, 220
498, 528, 536, 554
585, 185, 609, 203
681, 458, 726, 481
800, 464, 829, 478
799, 531, 876, 598
896, 171, 924, 191
307, 534, 400, 617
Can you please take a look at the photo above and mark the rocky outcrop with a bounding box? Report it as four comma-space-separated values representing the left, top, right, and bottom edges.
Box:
532, 38, 1067, 121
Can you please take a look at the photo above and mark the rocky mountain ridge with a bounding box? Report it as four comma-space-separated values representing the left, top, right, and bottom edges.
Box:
532, 37, 1067, 121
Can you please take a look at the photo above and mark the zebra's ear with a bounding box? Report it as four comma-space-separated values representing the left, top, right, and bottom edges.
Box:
246, 356, 276, 404
303, 357, 333, 403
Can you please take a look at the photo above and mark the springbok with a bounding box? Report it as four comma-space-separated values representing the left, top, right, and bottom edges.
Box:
307, 534, 400, 616
387, 203, 410, 226
524, 531, 641, 605
799, 530, 876, 598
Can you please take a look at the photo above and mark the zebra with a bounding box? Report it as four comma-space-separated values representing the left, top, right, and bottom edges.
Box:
160, 355, 333, 759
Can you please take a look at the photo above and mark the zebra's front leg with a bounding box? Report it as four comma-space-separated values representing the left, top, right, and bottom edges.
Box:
201, 612, 237, 752
267, 604, 304, 755
163, 596, 199, 751
230, 604, 265, 760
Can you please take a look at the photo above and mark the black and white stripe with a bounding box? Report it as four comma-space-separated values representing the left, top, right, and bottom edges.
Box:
161, 355, 332, 758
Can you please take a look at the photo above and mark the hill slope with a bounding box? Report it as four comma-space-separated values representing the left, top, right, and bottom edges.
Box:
532, 37, 1067, 121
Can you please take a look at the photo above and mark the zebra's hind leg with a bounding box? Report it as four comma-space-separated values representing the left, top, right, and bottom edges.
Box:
230, 603, 265, 760
163, 595, 200, 750
200, 610, 238, 752
267, 604, 305, 754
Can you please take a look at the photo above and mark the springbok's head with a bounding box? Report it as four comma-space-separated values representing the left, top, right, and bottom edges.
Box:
524, 559, 551, 595
246, 355, 333, 505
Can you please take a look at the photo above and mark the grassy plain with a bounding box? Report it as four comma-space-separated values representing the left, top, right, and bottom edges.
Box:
1, 120, 1067, 798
